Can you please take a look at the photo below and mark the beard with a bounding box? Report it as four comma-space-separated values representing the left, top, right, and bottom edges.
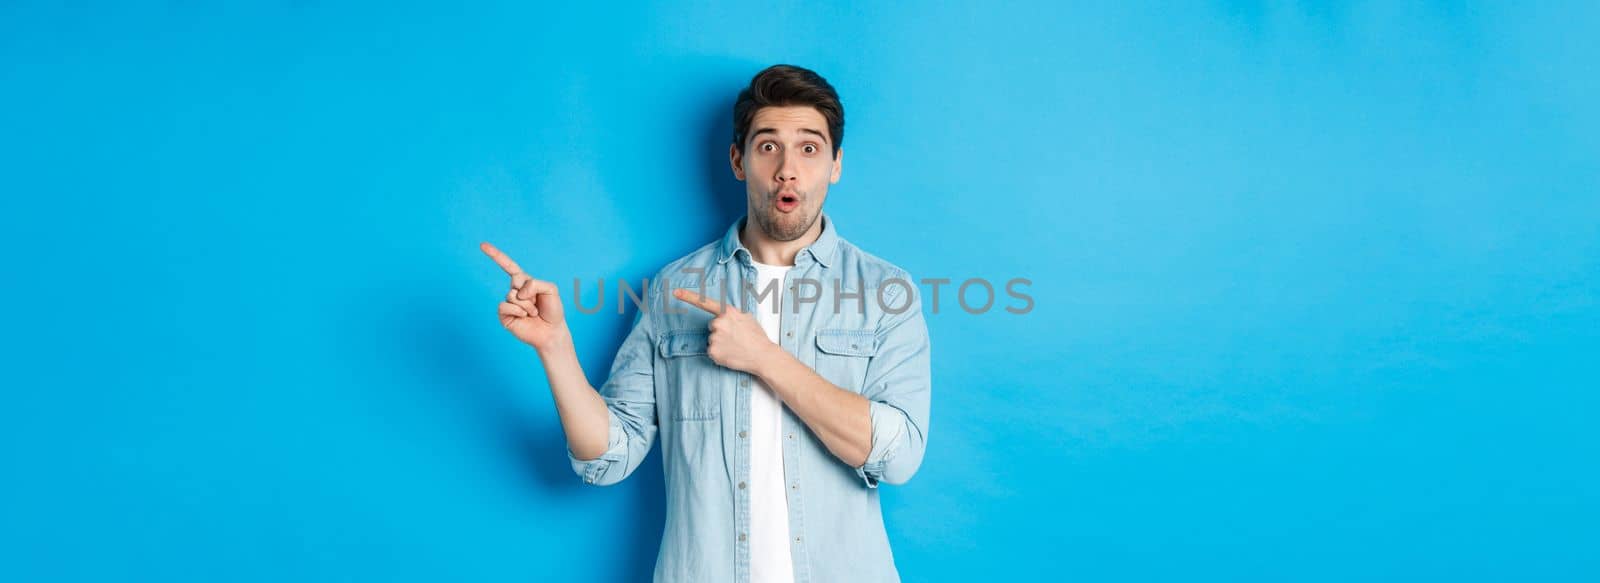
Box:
750, 190, 821, 242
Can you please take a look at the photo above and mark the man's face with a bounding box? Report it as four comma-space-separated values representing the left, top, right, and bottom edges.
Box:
730, 105, 842, 242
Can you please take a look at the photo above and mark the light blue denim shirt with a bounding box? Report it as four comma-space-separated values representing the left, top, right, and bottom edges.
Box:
568, 213, 932, 582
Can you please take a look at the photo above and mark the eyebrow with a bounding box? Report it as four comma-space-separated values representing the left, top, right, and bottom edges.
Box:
750, 127, 830, 144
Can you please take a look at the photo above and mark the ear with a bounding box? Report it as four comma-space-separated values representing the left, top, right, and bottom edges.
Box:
830, 147, 843, 184
729, 143, 746, 181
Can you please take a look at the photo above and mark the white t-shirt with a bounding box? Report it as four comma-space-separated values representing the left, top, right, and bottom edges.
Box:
749, 260, 795, 583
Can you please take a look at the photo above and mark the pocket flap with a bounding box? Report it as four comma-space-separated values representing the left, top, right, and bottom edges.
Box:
659, 330, 709, 357
815, 329, 877, 357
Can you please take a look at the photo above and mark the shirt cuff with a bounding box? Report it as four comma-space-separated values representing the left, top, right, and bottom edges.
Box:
567, 412, 627, 485
854, 400, 909, 488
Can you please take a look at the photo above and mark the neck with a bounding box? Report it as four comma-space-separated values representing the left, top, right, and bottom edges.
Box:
739, 212, 823, 266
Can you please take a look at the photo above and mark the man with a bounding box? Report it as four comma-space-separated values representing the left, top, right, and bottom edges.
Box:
480, 64, 931, 583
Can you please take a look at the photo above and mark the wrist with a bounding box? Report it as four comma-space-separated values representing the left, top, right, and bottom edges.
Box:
534, 325, 576, 356
752, 342, 790, 381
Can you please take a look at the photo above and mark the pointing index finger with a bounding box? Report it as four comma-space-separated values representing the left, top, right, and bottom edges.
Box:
479, 242, 525, 276
673, 288, 730, 315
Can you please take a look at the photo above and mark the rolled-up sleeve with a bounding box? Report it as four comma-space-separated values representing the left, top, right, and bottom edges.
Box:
854, 272, 932, 488
567, 301, 659, 486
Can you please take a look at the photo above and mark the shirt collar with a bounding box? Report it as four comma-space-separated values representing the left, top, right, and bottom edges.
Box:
717, 212, 839, 269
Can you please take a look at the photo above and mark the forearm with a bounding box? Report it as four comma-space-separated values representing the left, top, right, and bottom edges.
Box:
536, 328, 612, 460
755, 350, 872, 468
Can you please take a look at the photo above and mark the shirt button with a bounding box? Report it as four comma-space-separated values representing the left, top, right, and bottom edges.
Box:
786, 331, 793, 337
739, 533, 747, 542
794, 536, 803, 544
738, 482, 746, 490
738, 431, 747, 438
787, 433, 795, 440
791, 483, 798, 490
740, 378, 749, 387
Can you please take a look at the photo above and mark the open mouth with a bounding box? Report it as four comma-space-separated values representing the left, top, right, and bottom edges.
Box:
776, 192, 800, 212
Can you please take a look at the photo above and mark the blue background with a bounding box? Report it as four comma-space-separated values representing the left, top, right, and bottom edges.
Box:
2, 2, 1596, 581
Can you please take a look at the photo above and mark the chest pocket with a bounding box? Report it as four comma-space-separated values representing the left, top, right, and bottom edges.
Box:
813, 328, 878, 393
658, 330, 720, 421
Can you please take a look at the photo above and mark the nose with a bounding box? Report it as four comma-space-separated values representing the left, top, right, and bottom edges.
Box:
774, 152, 799, 184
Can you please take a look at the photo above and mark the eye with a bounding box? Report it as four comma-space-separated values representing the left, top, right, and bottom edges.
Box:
761, 142, 777, 153
803, 144, 817, 154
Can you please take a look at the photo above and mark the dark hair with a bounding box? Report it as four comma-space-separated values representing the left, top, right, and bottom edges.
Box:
733, 64, 844, 157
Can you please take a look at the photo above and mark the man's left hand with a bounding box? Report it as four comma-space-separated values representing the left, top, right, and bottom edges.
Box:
674, 288, 783, 375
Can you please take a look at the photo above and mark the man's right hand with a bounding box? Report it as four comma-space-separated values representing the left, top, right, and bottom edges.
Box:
481, 241, 569, 351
